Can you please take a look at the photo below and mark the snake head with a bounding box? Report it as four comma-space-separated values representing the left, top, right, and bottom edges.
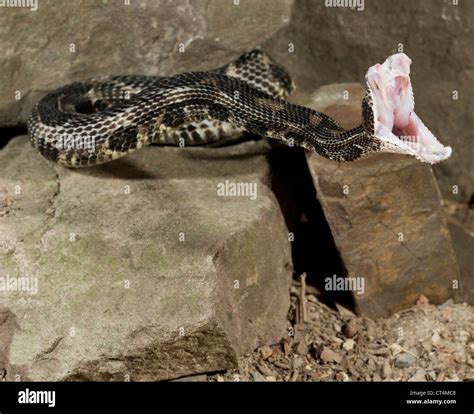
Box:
363, 53, 451, 164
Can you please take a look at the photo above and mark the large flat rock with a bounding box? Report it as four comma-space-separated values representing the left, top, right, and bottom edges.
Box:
0, 137, 292, 381
0, 0, 292, 127
300, 83, 461, 317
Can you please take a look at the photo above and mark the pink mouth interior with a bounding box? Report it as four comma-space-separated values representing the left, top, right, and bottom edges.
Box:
367, 53, 451, 164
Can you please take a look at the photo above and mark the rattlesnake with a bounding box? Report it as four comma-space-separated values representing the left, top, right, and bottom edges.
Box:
28, 49, 451, 167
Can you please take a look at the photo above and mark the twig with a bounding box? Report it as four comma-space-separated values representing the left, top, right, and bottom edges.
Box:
300, 273, 308, 323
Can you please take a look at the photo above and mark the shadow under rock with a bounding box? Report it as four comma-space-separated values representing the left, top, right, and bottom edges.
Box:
71, 159, 156, 180
268, 143, 356, 312
0, 128, 28, 149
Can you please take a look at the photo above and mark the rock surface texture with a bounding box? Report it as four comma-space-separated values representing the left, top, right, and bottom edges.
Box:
0, 137, 292, 380
0, 0, 292, 126
299, 83, 461, 317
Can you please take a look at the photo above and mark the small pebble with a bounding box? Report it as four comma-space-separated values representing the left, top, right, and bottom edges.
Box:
372, 373, 382, 381
453, 351, 466, 363
395, 352, 417, 368
295, 340, 309, 355
416, 294, 430, 306
426, 371, 437, 381
431, 332, 441, 346
293, 356, 305, 370
421, 340, 432, 353
458, 330, 469, 343
251, 371, 266, 382
408, 369, 427, 381
389, 343, 403, 356
320, 347, 343, 364
257, 363, 277, 377
307, 294, 318, 303
343, 339, 356, 351
258, 345, 273, 360
343, 318, 361, 338
331, 336, 344, 345
336, 372, 349, 382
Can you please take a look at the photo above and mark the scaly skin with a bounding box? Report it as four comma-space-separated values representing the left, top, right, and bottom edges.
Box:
27, 50, 451, 167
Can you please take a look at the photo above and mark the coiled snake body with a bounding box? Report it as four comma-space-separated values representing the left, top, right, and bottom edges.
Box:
28, 50, 451, 167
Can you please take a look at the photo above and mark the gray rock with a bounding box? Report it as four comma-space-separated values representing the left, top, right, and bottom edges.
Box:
266, 0, 473, 203
302, 83, 460, 318
395, 352, 418, 369
0, 136, 292, 381
251, 370, 266, 382
0, 0, 292, 127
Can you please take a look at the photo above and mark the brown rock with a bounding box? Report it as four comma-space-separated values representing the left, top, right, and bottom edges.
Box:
267, 1, 473, 308
295, 339, 309, 356
302, 83, 461, 318
342, 318, 362, 338
320, 346, 343, 364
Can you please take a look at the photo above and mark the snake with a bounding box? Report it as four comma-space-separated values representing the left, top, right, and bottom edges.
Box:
28, 49, 451, 167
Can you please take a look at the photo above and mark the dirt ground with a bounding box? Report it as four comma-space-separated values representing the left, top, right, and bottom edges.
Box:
207, 280, 473, 382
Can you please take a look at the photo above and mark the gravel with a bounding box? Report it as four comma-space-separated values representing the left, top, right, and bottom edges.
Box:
208, 280, 474, 382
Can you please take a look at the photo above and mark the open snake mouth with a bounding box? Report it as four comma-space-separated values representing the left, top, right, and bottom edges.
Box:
366, 53, 451, 164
